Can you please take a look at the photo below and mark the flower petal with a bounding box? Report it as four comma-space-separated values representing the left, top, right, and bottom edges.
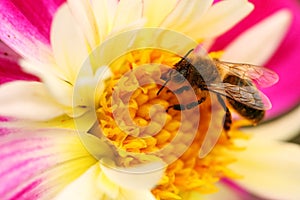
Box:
90, 0, 118, 41
56, 162, 157, 200
20, 59, 75, 108
54, 164, 103, 200
190, 0, 254, 39
203, 184, 240, 200
118, 189, 156, 200
0, 128, 97, 200
0, 40, 38, 84
222, 9, 292, 65
67, 0, 99, 47
0, 0, 61, 62
0, 114, 76, 131
1, 0, 64, 42
242, 105, 300, 141
181, 183, 243, 200
0, 39, 20, 61
143, 0, 178, 27
100, 161, 166, 190
160, 0, 213, 31
112, 0, 144, 31
50, 4, 89, 84
0, 81, 65, 120
230, 139, 300, 200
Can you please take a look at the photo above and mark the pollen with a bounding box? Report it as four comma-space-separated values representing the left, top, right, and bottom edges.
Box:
96, 49, 245, 199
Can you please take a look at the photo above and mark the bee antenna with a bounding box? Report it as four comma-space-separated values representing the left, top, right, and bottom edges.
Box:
184, 49, 194, 59
177, 49, 194, 65
157, 79, 170, 95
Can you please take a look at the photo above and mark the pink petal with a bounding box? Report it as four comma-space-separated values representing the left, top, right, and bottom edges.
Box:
210, 0, 300, 118
0, 127, 96, 200
0, 40, 39, 84
0, 0, 65, 62
220, 179, 263, 200
0, 117, 10, 122
8, 0, 65, 41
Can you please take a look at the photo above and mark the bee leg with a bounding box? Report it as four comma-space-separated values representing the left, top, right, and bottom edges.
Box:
217, 95, 232, 138
166, 97, 206, 112
224, 108, 232, 132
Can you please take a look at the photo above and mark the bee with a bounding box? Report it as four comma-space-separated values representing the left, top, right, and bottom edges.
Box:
157, 49, 279, 131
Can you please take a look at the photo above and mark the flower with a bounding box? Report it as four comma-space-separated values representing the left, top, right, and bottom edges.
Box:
0, 0, 300, 200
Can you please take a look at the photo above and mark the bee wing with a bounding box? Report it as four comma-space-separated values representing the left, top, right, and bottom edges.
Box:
208, 83, 272, 110
213, 59, 279, 88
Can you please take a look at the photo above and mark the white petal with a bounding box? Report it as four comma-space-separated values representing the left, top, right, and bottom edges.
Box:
118, 189, 156, 200
191, 0, 254, 39
96, 163, 158, 200
160, 0, 213, 30
94, 66, 112, 105
67, 0, 99, 47
242, 105, 300, 141
90, 0, 118, 41
20, 59, 74, 107
96, 170, 119, 199
22, 59, 91, 117
55, 161, 158, 200
54, 164, 103, 200
51, 4, 90, 85
72, 66, 112, 130
73, 65, 110, 109
0, 114, 76, 130
143, 0, 178, 27
230, 139, 300, 200
100, 161, 166, 190
0, 81, 65, 121
222, 9, 292, 65
111, 0, 144, 32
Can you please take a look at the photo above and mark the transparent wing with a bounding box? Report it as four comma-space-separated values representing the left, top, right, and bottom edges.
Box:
208, 83, 272, 110
213, 59, 279, 88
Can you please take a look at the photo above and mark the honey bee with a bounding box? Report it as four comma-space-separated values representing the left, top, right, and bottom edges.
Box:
157, 49, 279, 131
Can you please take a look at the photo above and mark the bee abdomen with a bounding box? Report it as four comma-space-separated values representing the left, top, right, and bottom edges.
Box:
223, 75, 265, 124
227, 99, 265, 124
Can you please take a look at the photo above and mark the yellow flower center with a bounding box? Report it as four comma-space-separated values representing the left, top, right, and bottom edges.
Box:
96, 49, 247, 199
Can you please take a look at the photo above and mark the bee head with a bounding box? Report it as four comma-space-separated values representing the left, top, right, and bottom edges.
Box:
171, 69, 187, 83
157, 49, 194, 95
